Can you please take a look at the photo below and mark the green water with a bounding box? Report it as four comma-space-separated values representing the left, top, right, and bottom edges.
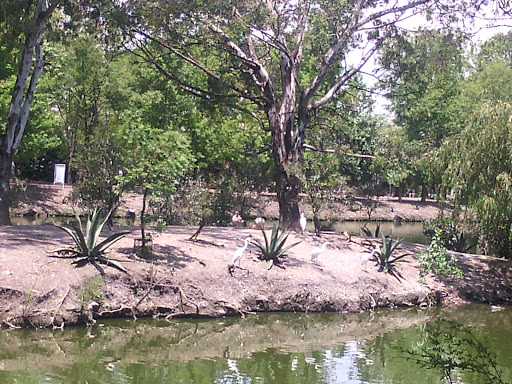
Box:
1, 305, 511, 383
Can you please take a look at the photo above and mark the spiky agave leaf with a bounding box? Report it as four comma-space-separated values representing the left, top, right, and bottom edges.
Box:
90, 231, 130, 258
96, 255, 128, 273
55, 224, 87, 254
52, 207, 130, 273
86, 208, 112, 252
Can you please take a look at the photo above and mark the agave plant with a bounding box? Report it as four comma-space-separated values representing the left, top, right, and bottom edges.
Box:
370, 233, 409, 280
252, 224, 300, 269
54, 208, 130, 273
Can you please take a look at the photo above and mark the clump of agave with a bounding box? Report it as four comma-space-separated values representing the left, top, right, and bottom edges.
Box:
252, 224, 300, 269
53, 208, 130, 274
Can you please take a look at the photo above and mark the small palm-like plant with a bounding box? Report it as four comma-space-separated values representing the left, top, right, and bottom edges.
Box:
371, 233, 409, 280
54, 208, 130, 273
252, 224, 300, 269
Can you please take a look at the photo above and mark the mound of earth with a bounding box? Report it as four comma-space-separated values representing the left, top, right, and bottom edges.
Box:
1, 223, 511, 329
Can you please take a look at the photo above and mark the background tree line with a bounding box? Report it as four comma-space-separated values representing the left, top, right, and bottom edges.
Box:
3, 0, 512, 257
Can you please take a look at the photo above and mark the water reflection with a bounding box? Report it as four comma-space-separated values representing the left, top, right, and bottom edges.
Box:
1, 305, 511, 383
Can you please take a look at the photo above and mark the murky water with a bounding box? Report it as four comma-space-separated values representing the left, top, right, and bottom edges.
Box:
13, 215, 429, 245
1, 305, 511, 384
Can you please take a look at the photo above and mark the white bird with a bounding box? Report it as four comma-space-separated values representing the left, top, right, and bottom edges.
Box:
232, 236, 252, 266
362, 245, 380, 271
311, 241, 330, 264
232, 211, 244, 228
252, 217, 265, 230
300, 213, 307, 234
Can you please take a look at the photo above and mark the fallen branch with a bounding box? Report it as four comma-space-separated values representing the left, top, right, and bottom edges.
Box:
1, 319, 21, 329
99, 306, 137, 320
50, 285, 70, 328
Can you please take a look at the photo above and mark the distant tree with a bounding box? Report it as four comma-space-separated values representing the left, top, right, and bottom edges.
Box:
117, 123, 194, 245
378, 28, 468, 200
46, 34, 112, 185
442, 102, 512, 258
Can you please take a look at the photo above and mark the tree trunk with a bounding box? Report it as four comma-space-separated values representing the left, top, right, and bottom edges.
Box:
0, 152, 13, 225
0, 0, 58, 225
140, 187, 148, 244
421, 183, 428, 202
275, 166, 301, 230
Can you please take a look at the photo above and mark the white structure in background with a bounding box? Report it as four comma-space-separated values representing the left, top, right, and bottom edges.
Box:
53, 164, 66, 185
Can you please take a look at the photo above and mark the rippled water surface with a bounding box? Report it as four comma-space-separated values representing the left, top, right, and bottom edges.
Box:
1, 305, 511, 384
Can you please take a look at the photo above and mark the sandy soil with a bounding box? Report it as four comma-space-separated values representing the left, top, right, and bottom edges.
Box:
1, 184, 511, 328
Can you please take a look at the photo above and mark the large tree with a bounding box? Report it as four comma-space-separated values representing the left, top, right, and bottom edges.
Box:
116, 0, 474, 228
0, 0, 62, 224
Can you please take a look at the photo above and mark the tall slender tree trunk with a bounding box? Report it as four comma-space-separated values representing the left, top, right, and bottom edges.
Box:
0, 0, 58, 225
0, 152, 13, 225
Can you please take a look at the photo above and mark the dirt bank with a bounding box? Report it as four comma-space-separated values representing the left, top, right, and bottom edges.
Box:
1, 222, 511, 329
10, 183, 449, 222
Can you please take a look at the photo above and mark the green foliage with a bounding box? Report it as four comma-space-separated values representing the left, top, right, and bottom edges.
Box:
418, 228, 463, 280
295, 152, 347, 235
371, 234, 409, 279
54, 208, 129, 273
251, 224, 300, 269
423, 215, 476, 253
372, 124, 420, 193
380, 28, 467, 145
78, 276, 105, 311
401, 319, 505, 384
377, 29, 468, 197
163, 177, 238, 227
441, 102, 512, 258
72, 135, 125, 212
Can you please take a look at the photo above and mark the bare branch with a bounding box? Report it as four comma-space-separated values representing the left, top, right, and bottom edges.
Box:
245, 144, 272, 156
303, 144, 375, 158
311, 36, 384, 110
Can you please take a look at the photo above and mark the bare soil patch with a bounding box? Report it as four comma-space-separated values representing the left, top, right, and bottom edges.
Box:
1, 222, 512, 329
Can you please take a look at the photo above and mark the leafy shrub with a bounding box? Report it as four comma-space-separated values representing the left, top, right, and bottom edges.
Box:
78, 276, 105, 311
54, 208, 129, 273
417, 228, 463, 279
423, 215, 476, 253
252, 224, 300, 269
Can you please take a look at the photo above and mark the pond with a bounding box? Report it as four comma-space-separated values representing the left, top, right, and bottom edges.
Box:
1, 305, 511, 384
12, 216, 429, 245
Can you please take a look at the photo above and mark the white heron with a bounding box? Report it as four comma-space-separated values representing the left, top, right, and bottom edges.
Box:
311, 241, 330, 264
252, 217, 265, 230
231, 236, 252, 266
362, 244, 380, 271
300, 213, 307, 234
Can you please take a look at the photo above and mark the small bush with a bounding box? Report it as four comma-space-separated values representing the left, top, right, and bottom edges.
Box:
423, 215, 476, 253
418, 228, 463, 280
400, 319, 505, 384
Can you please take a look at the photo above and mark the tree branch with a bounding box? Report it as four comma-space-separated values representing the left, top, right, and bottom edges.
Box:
245, 144, 272, 156
303, 143, 375, 158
